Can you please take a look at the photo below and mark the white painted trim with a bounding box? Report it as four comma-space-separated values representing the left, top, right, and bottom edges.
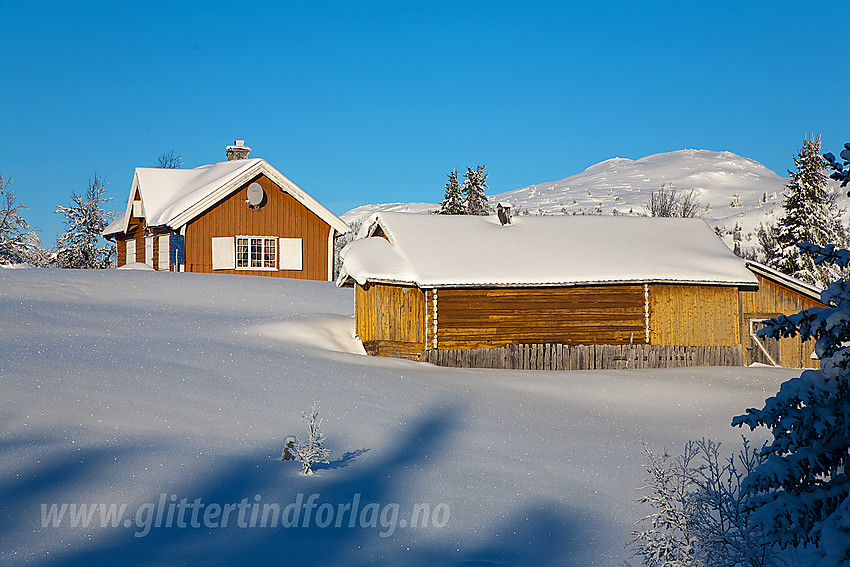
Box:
165, 160, 350, 234
108, 172, 141, 236
234, 236, 279, 271
327, 227, 335, 281
178, 226, 186, 272
644, 284, 650, 344
432, 289, 438, 349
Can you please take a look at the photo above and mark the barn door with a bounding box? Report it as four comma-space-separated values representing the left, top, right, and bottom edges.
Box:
748, 318, 781, 367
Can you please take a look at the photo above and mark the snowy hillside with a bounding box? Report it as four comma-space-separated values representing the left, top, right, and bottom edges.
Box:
0, 268, 799, 566
342, 149, 849, 256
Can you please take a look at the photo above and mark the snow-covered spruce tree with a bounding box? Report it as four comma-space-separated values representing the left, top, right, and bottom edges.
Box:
770, 135, 845, 288
823, 142, 850, 188
463, 164, 492, 215
756, 222, 781, 266
283, 401, 331, 475
438, 168, 465, 215
0, 173, 45, 265
54, 174, 116, 269
733, 242, 850, 564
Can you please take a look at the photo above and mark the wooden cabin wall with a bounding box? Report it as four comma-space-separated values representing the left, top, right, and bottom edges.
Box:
355, 282, 426, 358
648, 284, 740, 347
433, 286, 646, 349
740, 274, 823, 368
184, 174, 331, 280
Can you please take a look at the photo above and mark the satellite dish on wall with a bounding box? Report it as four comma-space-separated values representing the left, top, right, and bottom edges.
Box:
246, 183, 264, 207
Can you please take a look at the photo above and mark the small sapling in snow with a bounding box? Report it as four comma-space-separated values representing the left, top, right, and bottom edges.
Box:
281, 402, 331, 475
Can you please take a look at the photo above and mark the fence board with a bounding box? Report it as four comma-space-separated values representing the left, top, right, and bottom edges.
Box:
421, 344, 744, 370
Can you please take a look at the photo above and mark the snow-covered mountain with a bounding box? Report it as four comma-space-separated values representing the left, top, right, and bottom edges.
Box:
343, 149, 849, 257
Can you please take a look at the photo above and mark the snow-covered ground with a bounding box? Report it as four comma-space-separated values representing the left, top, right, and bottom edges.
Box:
0, 269, 798, 566
342, 149, 849, 257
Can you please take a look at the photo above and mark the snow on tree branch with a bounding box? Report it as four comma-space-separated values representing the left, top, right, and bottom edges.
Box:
54, 174, 116, 269
733, 241, 850, 562
282, 401, 331, 475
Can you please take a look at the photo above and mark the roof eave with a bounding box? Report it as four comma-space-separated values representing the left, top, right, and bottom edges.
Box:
162, 160, 350, 234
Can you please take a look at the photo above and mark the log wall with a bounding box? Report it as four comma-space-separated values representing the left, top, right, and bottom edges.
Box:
433, 286, 646, 349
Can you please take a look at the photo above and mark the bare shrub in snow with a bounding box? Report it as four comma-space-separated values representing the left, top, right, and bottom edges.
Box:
628, 438, 779, 567
646, 183, 702, 218
282, 401, 331, 475
628, 441, 701, 567
156, 150, 183, 169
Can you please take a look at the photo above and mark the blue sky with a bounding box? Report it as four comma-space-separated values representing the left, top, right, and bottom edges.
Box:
2, 1, 848, 245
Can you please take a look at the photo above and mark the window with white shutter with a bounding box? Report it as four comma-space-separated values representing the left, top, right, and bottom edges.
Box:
158, 235, 170, 271
145, 236, 154, 267
126, 239, 136, 264
280, 238, 303, 271
211, 237, 235, 270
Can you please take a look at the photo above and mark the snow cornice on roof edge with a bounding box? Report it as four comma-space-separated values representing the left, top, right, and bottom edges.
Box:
338, 212, 760, 290
165, 160, 349, 234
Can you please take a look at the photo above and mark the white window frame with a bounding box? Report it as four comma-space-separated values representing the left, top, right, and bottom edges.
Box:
126, 239, 136, 264
235, 236, 278, 271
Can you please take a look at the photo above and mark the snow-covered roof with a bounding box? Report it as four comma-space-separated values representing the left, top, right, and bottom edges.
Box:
103, 158, 349, 237
745, 261, 824, 302
338, 212, 759, 289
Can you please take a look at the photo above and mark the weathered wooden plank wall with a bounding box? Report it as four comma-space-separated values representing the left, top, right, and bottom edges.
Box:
422, 344, 744, 370
648, 284, 740, 347
739, 274, 822, 368
356, 282, 426, 358
434, 286, 646, 349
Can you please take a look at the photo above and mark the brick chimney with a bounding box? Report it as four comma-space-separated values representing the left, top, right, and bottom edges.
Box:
226, 140, 252, 161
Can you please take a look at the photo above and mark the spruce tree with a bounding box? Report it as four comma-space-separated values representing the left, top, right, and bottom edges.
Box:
734, 242, 850, 563
438, 168, 465, 215
770, 135, 845, 288
463, 164, 491, 216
